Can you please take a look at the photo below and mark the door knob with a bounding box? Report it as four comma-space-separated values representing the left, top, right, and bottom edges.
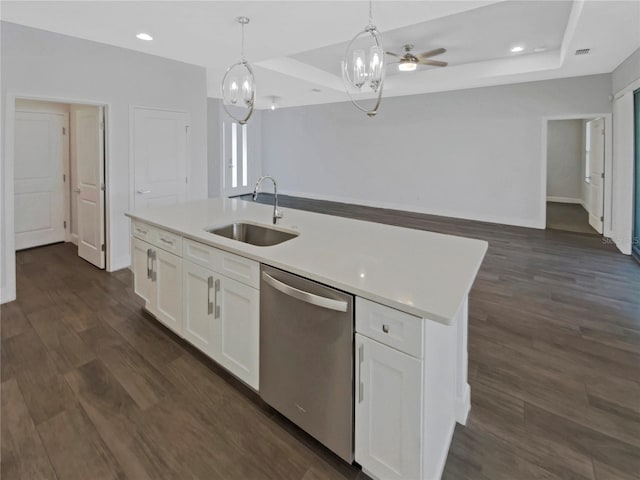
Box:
136, 189, 151, 194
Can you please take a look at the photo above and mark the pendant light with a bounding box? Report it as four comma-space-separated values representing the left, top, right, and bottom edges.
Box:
221, 16, 255, 125
342, 0, 385, 117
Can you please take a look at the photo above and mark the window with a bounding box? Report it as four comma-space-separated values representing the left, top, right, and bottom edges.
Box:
222, 118, 256, 196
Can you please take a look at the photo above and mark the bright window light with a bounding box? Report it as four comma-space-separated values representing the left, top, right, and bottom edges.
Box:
136, 33, 153, 41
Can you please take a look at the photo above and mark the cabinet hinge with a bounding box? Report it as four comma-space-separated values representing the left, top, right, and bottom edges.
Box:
62, 127, 66, 135
601, 172, 605, 179
101, 244, 106, 252
63, 173, 66, 182
63, 220, 67, 229
600, 216, 604, 222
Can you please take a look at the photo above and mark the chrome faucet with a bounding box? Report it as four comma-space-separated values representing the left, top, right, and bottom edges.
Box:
252, 176, 283, 224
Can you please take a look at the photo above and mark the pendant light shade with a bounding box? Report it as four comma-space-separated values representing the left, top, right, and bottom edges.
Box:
221, 16, 255, 125
342, 1, 385, 117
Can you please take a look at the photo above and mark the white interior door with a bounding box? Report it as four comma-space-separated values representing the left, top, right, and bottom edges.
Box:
75, 105, 105, 268
588, 118, 605, 233
14, 111, 66, 250
133, 107, 188, 210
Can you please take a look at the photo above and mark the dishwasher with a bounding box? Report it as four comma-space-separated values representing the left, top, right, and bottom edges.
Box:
260, 265, 354, 463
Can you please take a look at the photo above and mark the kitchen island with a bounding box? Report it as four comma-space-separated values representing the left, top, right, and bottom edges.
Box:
126, 197, 487, 480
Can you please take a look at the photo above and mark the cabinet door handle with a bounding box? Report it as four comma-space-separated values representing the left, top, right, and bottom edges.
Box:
150, 250, 157, 282
146, 248, 152, 279
358, 343, 364, 403
159, 237, 174, 245
214, 279, 221, 318
207, 276, 214, 315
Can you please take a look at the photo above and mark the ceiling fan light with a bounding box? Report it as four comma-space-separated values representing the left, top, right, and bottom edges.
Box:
398, 62, 417, 72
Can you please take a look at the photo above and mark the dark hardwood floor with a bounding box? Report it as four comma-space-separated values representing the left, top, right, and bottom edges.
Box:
2, 194, 640, 480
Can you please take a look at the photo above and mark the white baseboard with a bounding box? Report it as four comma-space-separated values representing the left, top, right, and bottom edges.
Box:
0, 287, 17, 305
455, 383, 471, 425
546, 196, 582, 204
70, 233, 79, 246
109, 255, 131, 272
279, 190, 539, 229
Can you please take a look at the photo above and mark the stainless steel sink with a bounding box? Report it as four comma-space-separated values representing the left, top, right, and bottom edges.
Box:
206, 222, 298, 247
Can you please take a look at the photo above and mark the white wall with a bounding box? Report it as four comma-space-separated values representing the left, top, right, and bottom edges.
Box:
262, 74, 612, 228
207, 98, 222, 198
1, 21, 208, 302
612, 48, 640, 94
546, 119, 583, 202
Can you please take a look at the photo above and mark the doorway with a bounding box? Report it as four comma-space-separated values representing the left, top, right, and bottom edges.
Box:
544, 116, 610, 235
13, 98, 107, 268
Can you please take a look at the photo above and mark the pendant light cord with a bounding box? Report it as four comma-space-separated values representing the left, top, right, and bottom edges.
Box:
241, 21, 245, 62
368, 0, 373, 26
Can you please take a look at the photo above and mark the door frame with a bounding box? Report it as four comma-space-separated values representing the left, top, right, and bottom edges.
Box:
2, 91, 111, 304
128, 105, 191, 212
540, 113, 613, 237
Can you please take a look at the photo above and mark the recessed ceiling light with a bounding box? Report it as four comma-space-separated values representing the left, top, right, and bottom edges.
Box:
511, 45, 524, 53
136, 33, 153, 41
311, 88, 322, 92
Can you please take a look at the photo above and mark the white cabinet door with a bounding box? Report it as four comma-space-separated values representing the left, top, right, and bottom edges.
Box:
183, 261, 216, 356
132, 237, 155, 308
154, 249, 183, 335
355, 333, 422, 480
213, 276, 259, 390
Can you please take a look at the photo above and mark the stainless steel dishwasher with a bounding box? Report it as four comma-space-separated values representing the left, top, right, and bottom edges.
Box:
260, 265, 354, 463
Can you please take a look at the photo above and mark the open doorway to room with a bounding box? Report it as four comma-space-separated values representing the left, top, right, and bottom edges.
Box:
13, 98, 107, 269
545, 116, 609, 235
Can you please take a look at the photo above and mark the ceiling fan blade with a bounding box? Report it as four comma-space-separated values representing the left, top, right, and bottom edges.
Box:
418, 48, 446, 59
385, 51, 401, 57
419, 59, 448, 67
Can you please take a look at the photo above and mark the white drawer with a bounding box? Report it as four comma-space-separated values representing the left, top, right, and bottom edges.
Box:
132, 220, 156, 244
183, 238, 259, 289
155, 229, 182, 255
356, 297, 423, 358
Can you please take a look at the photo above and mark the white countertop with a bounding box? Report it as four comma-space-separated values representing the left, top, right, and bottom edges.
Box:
126, 197, 487, 324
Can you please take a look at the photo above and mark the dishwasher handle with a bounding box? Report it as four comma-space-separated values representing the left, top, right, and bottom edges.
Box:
262, 272, 349, 312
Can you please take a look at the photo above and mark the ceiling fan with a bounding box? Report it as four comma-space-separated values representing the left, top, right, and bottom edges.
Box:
386, 44, 448, 72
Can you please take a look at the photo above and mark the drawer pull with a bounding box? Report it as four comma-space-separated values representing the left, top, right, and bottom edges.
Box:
382, 324, 389, 333
137, 228, 148, 235
159, 237, 174, 245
